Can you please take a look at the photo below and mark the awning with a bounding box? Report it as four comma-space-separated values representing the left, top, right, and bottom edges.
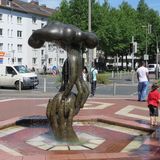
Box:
0, 51, 5, 56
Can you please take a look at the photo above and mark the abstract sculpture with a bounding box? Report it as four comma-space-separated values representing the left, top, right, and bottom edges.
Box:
28, 21, 98, 142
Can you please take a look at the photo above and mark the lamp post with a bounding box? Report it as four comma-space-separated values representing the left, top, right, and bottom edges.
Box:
156, 36, 159, 79
142, 24, 151, 66
88, 0, 93, 69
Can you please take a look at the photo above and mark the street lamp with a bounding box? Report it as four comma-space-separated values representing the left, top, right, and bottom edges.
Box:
88, 0, 93, 69
156, 35, 159, 79
142, 24, 151, 66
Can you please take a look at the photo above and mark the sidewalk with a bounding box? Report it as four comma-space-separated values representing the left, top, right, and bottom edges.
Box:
0, 96, 160, 160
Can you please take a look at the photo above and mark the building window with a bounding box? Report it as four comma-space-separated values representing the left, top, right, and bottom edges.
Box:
17, 30, 22, 38
17, 17, 22, 24
48, 58, 52, 64
17, 58, 22, 64
41, 50, 44, 58
8, 43, 10, 51
41, 23, 44, 28
17, 44, 22, 52
32, 17, 37, 24
10, 15, 13, 22
0, 14, 2, 21
11, 29, 13, 37
59, 58, 64, 65
0, 43, 3, 50
7, 29, 10, 37
32, 58, 37, 64
7, 0, 11, 7
11, 44, 13, 51
48, 44, 53, 51
0, 28, 3, 36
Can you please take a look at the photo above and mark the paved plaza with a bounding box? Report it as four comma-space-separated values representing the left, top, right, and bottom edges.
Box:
0, 97, 160, 160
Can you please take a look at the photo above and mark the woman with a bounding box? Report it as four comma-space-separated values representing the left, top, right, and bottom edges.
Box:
82, 66, 88, 82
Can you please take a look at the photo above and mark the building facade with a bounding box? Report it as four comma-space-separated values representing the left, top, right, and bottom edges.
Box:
0, 0, 67, 72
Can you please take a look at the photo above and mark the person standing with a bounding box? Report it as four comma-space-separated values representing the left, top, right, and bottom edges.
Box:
82, 66, 88, 82
90, 63, 98, 97
147, 83, 160, 126
43, 65, 47, 75
136, 61, 149, 101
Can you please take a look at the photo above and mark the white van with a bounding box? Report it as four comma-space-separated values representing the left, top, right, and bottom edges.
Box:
148, 64, 160, 73
0, 64, 39, 89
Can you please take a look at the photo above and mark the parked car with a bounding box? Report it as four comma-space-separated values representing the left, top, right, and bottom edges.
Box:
148, 64, 160, 73
0, 64, 39, 89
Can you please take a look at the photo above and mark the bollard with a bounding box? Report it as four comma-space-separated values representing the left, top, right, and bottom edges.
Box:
132, 71, 135, 84
120, 71, 122, 79
44, 78, 46, 93
19, 79, 21, 93
113, 82, 116, 96
112, 71, 114, 78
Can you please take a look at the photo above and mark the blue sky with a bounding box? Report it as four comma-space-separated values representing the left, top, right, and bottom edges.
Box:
24, 0, 160, 13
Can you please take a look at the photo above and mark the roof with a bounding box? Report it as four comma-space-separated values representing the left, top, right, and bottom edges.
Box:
0, 0, 56, 17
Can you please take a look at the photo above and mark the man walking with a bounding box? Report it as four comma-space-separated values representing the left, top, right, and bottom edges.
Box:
90, 63, 98, 97
136, 61, 149, 101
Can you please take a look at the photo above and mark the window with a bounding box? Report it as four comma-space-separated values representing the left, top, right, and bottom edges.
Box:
0, 14, 2, 21
11, 29, 13, 37
32, 17, 37, 24
0, 43, 3, 50
7, 0, 11, 7
48, 58, 52, 64
8, 43, 10, 51
0, 28, 3, 36
17, 44, 22, 52
10, 15, 13, 22
17, 58, 22, 64
17, 17, 22, 24
6, 67, 16, 75
11, 44, 13, 51
59, 58, 64, 65
17, 30, 22, 37
7, 29, 10, 37
41, 50, 44, 58
32, 58, 37, 64
48, 44, 53, 51
41, 23, 44, 28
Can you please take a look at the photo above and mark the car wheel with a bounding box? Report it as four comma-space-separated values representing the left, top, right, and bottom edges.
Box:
15, 81, 23, 90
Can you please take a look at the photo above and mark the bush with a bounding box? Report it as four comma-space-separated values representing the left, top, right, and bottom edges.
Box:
97, 73, 111, 84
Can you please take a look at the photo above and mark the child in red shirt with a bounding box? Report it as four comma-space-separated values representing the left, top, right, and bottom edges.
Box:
147, 83, 160, 126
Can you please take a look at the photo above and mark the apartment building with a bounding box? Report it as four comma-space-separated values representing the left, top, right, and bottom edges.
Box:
0, 0, 67, 72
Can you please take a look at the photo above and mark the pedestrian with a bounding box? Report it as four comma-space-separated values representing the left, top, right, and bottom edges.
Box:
43, 65, 47, 75
82, 66, 89, 82
136, 61, 149, 101
147, 83, 160, 126
90, 63, 98, 97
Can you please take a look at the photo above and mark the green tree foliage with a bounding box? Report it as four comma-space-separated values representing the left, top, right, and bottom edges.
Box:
49, 0, 160, 65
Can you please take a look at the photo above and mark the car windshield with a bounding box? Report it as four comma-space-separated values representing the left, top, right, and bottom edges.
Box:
14, 65, 30, 73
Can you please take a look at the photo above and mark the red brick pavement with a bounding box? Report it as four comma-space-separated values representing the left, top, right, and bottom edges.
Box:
0, 97, 160, 160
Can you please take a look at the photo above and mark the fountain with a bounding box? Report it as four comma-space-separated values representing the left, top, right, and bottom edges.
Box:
28, 21, 98, 142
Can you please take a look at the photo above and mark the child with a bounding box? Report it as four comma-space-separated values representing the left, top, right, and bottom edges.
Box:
147, 83, 160, 126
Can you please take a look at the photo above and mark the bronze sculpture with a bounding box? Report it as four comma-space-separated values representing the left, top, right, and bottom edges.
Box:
28, 21, 98, 142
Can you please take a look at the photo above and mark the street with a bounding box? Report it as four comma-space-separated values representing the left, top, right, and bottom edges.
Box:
0, 72, 156, 98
